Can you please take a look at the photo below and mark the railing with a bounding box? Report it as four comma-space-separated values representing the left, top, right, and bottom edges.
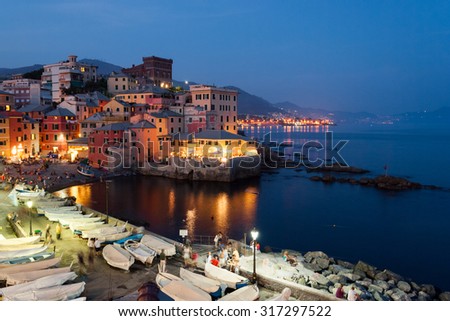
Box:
190, 234, 215, 246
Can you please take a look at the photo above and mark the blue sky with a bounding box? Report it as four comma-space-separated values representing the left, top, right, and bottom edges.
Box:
2, 0, 450, 114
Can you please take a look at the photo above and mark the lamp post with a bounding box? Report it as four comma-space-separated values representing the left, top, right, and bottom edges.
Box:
105, 180, 112, 224
251, 227, 259, 284
27, 200, 33, 236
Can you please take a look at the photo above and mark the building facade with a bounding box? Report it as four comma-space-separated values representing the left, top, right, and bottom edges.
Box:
0, 75, 41, 108
122, 56, 173, 87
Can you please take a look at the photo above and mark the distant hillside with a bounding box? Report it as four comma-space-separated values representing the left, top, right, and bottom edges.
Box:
0, 64, 44, 79
224, 86, 281, 115
79, 59, 123, 76
393, 106, 450, 125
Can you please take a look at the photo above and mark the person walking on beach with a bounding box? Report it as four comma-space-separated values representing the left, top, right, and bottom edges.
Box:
159, 249, 166, 273
44, 224, 51, 240
55, 223, 61, 240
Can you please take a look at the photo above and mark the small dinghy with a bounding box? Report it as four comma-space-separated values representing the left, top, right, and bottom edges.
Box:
102, 244, 135, 271
204, 263, 249, 289
123, 239, 156, 265
156, 272, 212, 301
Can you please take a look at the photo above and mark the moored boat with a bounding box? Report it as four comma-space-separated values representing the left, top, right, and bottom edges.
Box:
140, 234, 176, 256
156, 272, 212, 301
179, 267, 223, 298
0, 244, 47, 260
102, 244, 135, 271
3, 281, 85, 301
6, 265, 73, 286
0, 256, 61, 279
77, 165, 95, 177
123, 239, 156, 265
204, 263, 249, 289
0, 235, 41, 248
218, 283, 260, 301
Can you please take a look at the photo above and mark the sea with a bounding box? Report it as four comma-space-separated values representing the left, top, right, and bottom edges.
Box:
54, 123, 450, 291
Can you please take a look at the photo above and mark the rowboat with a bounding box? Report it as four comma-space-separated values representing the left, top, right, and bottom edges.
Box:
81, 222, 128, 239
45, 213, 93, 222
123, 239, 156, 265
218, 283, 260, 301
0, 244, 47, 260
6, 266, 73, 286
37, 205, 79, 214
98, 231, 132, 243
77, 165, 95, 177
0, 271, 78, 299
0, 243, 44, 252
58, 216, 102, 227
102, 244, 135, 271
0, 251, 55, 266
112, 233, 143, 245
69, 221, 105, 232
140, 234, 176, 256
0, 256, 61, 280
204, 263, 249, 289
0, 235, 40, 248
4, 281, 85, 301
179, 267, 222, 298
156, 272, 212, 301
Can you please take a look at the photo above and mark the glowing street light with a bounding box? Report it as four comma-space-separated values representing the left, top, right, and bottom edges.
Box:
251, 227, 259, 284
27, 200, 33, 236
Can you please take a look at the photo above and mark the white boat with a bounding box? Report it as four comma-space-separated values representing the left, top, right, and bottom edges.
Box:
140, 234, 176, 256
58, 216, 102, 227
156, 272, 212, 301
267, 287, 292, 301
204, 263, 249, 289
0, 243, 44, 252
0, 235, 40, 248
9, 184, 46, 199
0, 271, 78, 299
179, 267, 222, 298
44, 209, 83, 215
4, 281, 85, 301
98, 230, 132, 243
123, 239, 157, 265
45, 213, 92, 222
82, 222, 128, 239
33, 200, 67, 208
6, 266, 73, 285
37, 205, 78, 214
69, 221, 105, 232
0, 251, 55, 266
0, 257, 61, 280
218, 283, 260, 301
0, 244, 47, 260
102, 244, 135, 271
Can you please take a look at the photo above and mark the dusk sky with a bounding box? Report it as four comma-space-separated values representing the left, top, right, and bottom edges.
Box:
2, 0, 450, 114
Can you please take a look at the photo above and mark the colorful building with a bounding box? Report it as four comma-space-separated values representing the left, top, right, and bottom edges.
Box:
122, 56, 173, 87
0, 75, 41, 108
0, 90, 14, 112
41, 108, 78, 155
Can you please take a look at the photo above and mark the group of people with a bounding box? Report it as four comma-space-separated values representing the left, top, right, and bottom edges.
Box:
43, 223, 62, 244
335, 284, 360, 301
207, 241, 241, 273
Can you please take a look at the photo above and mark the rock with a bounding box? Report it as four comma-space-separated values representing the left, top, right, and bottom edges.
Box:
354, 261, 377, 274
336, 260, 354, 269
310, 273, 333, 286
421, 284, 436, 299
407, 292, 418, 301
326, 274, 350, 285
338, 271, 362, 282
353, 269, 367, 279
373, 290, 390, 301
329, 264, 352, 275
316, 257, 330, 270
438, 292, 450, 301
356, 279, 372, 289
374, 280, 391, 291
410, 281, 421, 292
386, 288, 410, 301
304, 251, 329, 263
368, 284, 385, 294
384, 269, 404, 283
374, 270, 389, 281
321, 269, 332, 277
418, 291, 431, 301
302, 262, 322, 272
397, 280, 411, 293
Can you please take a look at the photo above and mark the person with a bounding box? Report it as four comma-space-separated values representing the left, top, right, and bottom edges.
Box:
347, 286, 359, 301
282, 250, 298, 266
206, 252, 212, 264
159, 249, 166, 273
45, 233, 53, 245
55, 223, 61, 240
335, 284, 345, 299
218, 251, 226, 267
183, 245, 191, 267
229, 247, 240, 272
94, 238, 102, 256
44, 224, 51, 240
210, 254, 220, 267
87, 238, 95, 257
214, 232, 222, 249
77, 251, 87, 276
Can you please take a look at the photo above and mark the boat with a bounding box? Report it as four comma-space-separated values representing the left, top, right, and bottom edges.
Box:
77, 165, 95, 177
6, 265, 73, 285
204, 263, 249, 289
102, 244, 135, 271
113, 233, 143, 245
0, 235, 41, 248
3, 281, 85, 301
218, 283, 260, 301
0, 244, 47, 260
179, 267, 223, 298
156, 272, 212, 301
266, 287, 292, 301
81, 222, 128, 239
98, 230, 132, 243
9, 184, 46, 199
0, 256, 61, 280
58, 216, 102, 227
140, 234, 176, 256
45, 213, 93, 222
0, 271, 78, 299
0, 251, 55, 266
69, 221, 105, 232
123, 239, 156, 265
38, 205, 79, 214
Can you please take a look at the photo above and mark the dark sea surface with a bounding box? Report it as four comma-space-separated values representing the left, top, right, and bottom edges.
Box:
55, 124, 450, 291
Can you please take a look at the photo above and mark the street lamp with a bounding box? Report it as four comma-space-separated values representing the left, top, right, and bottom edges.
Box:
251, 227, 259, 284
27, 200, 33, 236
105, 180, 112, 224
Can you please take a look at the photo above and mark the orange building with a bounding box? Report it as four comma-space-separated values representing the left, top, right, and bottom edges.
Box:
41, 108, 78, 155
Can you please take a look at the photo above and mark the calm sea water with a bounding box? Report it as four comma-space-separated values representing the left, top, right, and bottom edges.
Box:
55, 124, 450, 291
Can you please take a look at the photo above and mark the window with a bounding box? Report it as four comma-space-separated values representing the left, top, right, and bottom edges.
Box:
52, 124, 59, 130
189, 118, 192, 123
31, 134, 36, 140
45, 135, 49, 141
178, 118, 181, 123
98, 147, 102, 153
211, 105, 215, 111
170, 118, 174, 123
54, 135, 58, 141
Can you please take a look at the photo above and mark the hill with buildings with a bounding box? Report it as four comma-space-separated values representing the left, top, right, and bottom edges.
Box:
79, 59, 123, 76
0, 64, 44, 80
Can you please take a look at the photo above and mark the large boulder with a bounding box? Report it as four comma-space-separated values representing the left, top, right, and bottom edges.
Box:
304, 251, 329, 263
384, 269, 404, 283
373, 280, 391, 291
354, 261, 377, 275
438, 292, 450, 301
418, 291, 431, 301
316, 257, 330, 270
374, 270, 389, 281
421, 284, 436, 299
302, 262, 322, 272
329, 264, 352, 275
309, 273, 333, 286
373, 290, 390, 301
368, 284, 385, 294
336, 259, 354, 269
326, 274, 350, 285
386, 288, 410, 301
397, 280, 411, 293
338, 271, 362, 282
